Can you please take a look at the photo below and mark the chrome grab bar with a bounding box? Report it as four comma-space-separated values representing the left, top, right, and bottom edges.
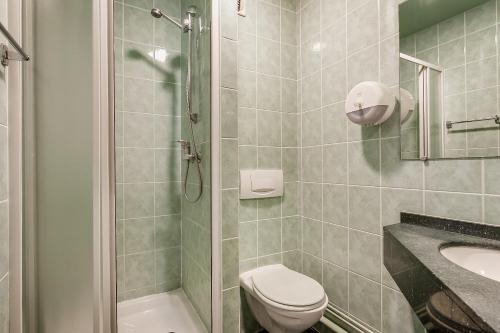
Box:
446, 115, 500, 129
0, 21, 30, 66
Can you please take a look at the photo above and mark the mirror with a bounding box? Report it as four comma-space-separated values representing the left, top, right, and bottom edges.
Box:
399, 0, 500, 160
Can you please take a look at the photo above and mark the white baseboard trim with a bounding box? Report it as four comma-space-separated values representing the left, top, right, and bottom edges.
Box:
321, 305, 377, 333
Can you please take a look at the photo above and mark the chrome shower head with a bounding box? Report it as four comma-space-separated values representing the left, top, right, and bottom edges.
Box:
150, 8, 163, 18
150, 7, 183, 30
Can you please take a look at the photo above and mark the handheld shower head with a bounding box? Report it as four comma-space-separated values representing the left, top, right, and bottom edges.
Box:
150, 7, 183, 30
150, 8, 163, 18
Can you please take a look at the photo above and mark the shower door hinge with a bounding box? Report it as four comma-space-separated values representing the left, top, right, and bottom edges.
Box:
237, 0, 246, 17
1, 44, 29, 67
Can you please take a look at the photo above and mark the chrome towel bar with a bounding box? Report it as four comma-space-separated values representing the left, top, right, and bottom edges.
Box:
446, 115, 500, 129
0, 21, 30, 66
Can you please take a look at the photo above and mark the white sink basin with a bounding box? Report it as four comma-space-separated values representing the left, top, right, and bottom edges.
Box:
440, 246, 500, 283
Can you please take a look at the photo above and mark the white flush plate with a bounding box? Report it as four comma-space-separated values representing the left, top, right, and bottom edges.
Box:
240, 169, 283, 199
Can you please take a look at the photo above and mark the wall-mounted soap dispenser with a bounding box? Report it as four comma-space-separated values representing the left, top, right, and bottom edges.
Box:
399, 88, 416, 124
345, 81, 396, 126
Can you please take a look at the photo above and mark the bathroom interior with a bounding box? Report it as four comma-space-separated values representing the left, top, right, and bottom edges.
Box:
1, 0, 500, 332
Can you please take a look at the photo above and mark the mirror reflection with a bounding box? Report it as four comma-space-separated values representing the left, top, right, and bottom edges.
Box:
399, 0, 500, 160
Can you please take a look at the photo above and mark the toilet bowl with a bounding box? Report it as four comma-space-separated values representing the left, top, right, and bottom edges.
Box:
240, 264, 328, 333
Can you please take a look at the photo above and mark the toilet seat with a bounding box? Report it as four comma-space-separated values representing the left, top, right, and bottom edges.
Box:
253, 286, 328, 312
251, 266, 327, 311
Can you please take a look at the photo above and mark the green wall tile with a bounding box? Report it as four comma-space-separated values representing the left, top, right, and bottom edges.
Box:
0, 202, 7, 278
349, 273, 381, 330
258, 38, 281, 76
484, 195, 500, 225
223, 239, 239, 289
222, 190, 239, 239
302, 183, 322, 220
257, 1, 281, 41
258, 218, 281, 256
124, 217, 155, 254
282, 216, 299, 251
257, 110, 282, 146
124, 148, 155, 183
155, 248, 180, 287
283, 182, 299, 216
303, 218, 322, 257
238, 32, 257, 71
222, 139, 239, 189
323, 184, 348, 226
125, 252, 155, 290
223, 288, 240, 333
123, 5, 153, 44
323, 143, 347, 184
221, 38, 238, 89
239, 199, 258, 222
349, 230, 381, 282
257, 74, 281, 111
123, 112, 154, 147
123, 42, 155, 79
258, 253, 282, 266
221, 88, 238, 139
323, 262, 348, 311
349, 186, 381, 234
323, 223, 347, 268
155, 215, 181, 249
258, 197, 281, 219
240, 222, 258, 260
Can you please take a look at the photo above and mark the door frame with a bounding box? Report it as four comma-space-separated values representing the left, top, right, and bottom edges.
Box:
94, 0, 223, 331
7, 0, 24, 331
92, 0, 116, 332
210, 0, 222, 331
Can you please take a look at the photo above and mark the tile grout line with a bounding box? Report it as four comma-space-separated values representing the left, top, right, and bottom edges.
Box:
279, 0, 284, 266
152, 0, 158, 290
319, 0, 324, 286
255, 0, 260, 267
344, 0, 351, 317
377, 0, 384, 329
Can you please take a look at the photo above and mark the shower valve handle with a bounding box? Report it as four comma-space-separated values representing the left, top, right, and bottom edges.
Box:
177, 140, 191, 158
177, 139, 189, 149
177, 140, 200, 161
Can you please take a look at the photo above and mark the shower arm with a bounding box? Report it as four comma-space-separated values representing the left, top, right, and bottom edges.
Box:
160, 13, 183, 30
151, 7, 196, 32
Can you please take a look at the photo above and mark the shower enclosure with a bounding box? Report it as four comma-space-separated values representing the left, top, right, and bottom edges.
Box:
113, 0, 212, 331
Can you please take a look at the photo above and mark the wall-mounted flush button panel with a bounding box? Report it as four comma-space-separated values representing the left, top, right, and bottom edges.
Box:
240, 169, 283, 199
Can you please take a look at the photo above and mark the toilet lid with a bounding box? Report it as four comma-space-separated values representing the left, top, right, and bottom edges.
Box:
252, 267, 325, 307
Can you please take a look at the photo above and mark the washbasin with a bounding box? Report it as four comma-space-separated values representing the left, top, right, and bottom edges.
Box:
440, 245, 500, 283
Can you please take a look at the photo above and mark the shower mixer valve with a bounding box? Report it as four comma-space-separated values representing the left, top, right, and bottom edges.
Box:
189, 113, 198, 123
177, 140, 201, 162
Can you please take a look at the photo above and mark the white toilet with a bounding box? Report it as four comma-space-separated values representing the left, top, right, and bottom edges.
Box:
240, 264, 328, 333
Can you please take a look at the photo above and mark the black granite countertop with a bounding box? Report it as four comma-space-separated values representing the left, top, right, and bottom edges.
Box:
384, 213, 500, 333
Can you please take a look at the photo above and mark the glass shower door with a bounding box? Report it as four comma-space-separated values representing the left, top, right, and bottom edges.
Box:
113, 0, 211, 331
179, 0, 212, 328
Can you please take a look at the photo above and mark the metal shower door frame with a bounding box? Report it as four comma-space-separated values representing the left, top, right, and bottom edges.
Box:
94, 0, 223, 332
400, 53, 444, 161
